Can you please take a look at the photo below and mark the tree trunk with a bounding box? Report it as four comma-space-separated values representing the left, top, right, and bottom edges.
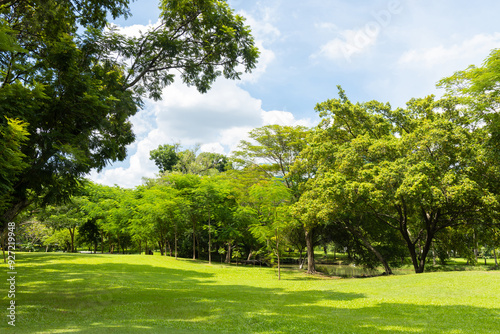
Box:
345, 224, 393, 275
494, 248, 498, 269
159, 240, 164, 256
1, 199, 30, 227
101, 230, 104, 254
474, 231, 478, 262
415, 231, 435, 273
399, 224, 421, 273
164, 238, 168, 257
145, 239, 148, 256
175, 232, 178, 260
305, 229, 315, 274
276, 230, 281, 280
432, 243, 436, 266
192, 221, 196, 260
208, 216, 212, 265
109, 232, 113, 254
69, 227, 75, 253
197, 235, 200, 260
167, 239, 172, 257
226, 242, 232, 264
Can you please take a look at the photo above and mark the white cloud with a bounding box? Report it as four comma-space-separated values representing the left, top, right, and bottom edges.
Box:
108, 20, 160, 37
89, 79, 312, 188
236, 9, 279, 83
313, 27, 380, 61
398, 33, 500, 70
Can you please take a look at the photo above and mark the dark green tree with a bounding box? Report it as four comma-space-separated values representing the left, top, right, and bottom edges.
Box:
0, 0, 258, 232
150, 144, 180, 173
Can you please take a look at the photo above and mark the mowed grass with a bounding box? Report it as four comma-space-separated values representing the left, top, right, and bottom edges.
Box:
2, 253, 499, 333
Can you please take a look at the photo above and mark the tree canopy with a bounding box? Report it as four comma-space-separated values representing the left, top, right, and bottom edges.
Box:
0, 0, 258, 228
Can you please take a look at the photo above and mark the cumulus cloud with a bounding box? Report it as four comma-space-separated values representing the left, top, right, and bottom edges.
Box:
89, 79, 312, 188
398, 33, 500, 70
313, 27, 380, 62
88, 6, 315, 188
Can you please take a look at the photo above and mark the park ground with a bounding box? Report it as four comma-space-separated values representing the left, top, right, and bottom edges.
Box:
1, 253, 500, 333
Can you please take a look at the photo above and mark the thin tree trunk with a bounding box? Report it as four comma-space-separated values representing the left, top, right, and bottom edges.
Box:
145, 239, 148, 255
473, 230, 478, 262
400, 226, 420, 273
208, 214, 212, 265
69, 227, 75, 253
159, 240, 164, 256
109, 232, 113, 254
276, 229, 281, 280
175, 232, 178, 259
345, 223, 393, 275
432, 243, 436, 266
192, 221, 196, 260
101, 230, 104, 254
415, 231, 435, 273
494, 248, 498, 269
164, 238, 168, 256
226, 242, 232, 264
305, 229, 315, 274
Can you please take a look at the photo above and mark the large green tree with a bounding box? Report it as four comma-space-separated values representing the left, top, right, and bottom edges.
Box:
232, 125, 317, 272
305, 87, 495, 273
0, 0, 258, 232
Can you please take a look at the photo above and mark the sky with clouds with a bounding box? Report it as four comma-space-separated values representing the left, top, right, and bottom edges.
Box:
88, 0, 500, 188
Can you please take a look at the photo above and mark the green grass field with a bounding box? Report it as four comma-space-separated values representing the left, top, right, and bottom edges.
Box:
2, 253, 499, 333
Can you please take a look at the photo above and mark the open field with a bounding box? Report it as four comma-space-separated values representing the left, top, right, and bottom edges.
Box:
2, 253, 500, 333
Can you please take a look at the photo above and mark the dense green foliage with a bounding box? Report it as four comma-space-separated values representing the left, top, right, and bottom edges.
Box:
0, 0, 258, 232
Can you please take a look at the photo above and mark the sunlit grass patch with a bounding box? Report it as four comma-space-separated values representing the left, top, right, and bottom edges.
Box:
1, 252, 499, 333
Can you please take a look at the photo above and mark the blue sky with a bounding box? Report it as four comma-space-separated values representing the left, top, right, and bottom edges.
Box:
89, 0, 500, 187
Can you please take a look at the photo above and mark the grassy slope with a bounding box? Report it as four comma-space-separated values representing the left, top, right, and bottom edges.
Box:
2, 253, 499, 334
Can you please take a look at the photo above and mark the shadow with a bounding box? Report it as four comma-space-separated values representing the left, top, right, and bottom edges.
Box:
4, 253, 500, 333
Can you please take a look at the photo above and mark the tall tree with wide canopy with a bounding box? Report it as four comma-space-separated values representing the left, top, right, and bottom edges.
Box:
232, 125, 317, 272
248, 178, 291, 280
0, 0, 258, 234
305, 87, 496, 273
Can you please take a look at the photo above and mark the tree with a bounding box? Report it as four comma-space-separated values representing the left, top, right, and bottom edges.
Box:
150, 144, 230, 175
150, 144, 180, 173
305, 87, 496, 273
232, 125, 317, 273
194, 176, 233, 264
42, 197, 89, 252
159, 172, 202, 259
0, 0, 138, 227
0, 0, 258, 232
248, 178, 291, 280
0, 117, 29, 215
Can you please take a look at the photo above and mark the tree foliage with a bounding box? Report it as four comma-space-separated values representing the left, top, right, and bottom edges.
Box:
0, 0, 258, 229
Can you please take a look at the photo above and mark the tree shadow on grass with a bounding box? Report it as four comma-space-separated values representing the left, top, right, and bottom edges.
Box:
6, 253, 500, 334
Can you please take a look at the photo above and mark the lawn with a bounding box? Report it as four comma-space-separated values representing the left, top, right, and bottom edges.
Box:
2, 253, 499, 333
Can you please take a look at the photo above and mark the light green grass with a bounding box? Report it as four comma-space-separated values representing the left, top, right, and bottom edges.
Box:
2, 253, 499, 333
